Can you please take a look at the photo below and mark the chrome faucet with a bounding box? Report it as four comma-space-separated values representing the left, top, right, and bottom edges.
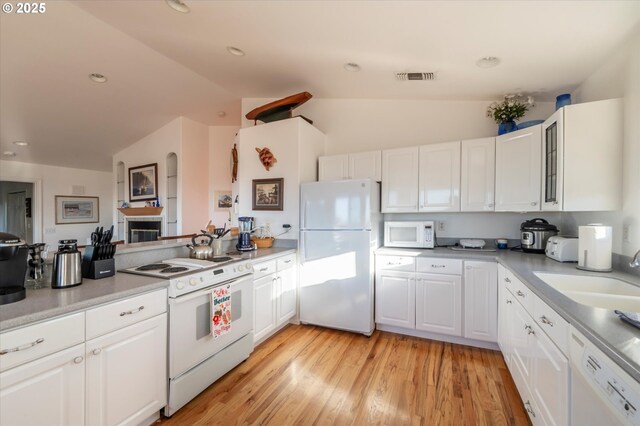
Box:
631, 250, 640, 269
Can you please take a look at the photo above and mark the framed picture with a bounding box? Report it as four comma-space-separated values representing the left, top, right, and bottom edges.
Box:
55, 196, 99, 224
129, 163, 158, 202
252, 178, 283, 211
215, 190, 233, 210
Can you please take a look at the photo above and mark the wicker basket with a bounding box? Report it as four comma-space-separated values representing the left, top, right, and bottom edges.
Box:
251, 237, 274, 249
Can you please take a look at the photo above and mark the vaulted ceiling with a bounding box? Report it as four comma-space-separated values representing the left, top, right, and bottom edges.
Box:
2, 1, 639, 171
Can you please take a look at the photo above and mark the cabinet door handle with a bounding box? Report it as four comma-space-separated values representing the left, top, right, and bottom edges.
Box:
431, 264, 445, 268
120, 305, 144, 316
506, 299, 513, 304
73, 356, 84, 364
531, 201, 538, 206
516, 290, 525, 297
0, 337, 45, 355
92, 348, 102, 355
284, 260, 292, 264
524, 325, 535, 335
259, 267, 269, 272
487, 203, 494, 208
504, 277, 511, 283
525, 401, 536, 417
539, 316, 554, 327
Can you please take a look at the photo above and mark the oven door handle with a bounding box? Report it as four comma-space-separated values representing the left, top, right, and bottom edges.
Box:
170, 275, 252, 305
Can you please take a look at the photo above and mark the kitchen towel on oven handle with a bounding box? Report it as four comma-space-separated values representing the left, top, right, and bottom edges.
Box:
210, 284, 232, 338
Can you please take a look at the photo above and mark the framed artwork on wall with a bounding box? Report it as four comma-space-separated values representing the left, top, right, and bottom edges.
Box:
55, 195, 99, 224
215, 190, 233, 210
252, 178, 283, 211
129, 163, 158, 202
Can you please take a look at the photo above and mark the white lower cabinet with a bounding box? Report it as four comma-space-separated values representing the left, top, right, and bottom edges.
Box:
253, 253, 298, 345
498, 264, 569, 426
86, 314, 167, 426
375, 270, 416, 329
254, 274, 277, 342
0, 289, 168, 426
0, 343, 86, 426
463, 261, 497, 342
415, 273, 461, 336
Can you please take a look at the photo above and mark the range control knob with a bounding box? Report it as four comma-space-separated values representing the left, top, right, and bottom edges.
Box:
246, 263, 253, 272
189, 278, 198, 286
176, 281, 185, 290
238, 264, 244, 271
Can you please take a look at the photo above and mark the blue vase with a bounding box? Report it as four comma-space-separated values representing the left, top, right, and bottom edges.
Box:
498, 120, 517, 135
556, 93, 571, 110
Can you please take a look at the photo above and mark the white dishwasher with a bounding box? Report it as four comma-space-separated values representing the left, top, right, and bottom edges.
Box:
569, 325, 640, 426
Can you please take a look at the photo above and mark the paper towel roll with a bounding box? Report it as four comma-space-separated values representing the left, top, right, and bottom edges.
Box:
577, 225, 612, 272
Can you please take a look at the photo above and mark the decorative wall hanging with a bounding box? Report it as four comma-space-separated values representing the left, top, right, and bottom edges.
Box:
55, 195, 99, 224
231, 143, 238, 183
129, 163, 158, 202
245, 91, 313, 125
255, 147, 277, 171
215, 190, 232, 210
252, 178, 283, 211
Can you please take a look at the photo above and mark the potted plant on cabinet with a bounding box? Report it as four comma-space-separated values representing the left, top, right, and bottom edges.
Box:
487, 94, 535, 135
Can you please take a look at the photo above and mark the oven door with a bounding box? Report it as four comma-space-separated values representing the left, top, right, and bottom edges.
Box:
168, 274, 253, 379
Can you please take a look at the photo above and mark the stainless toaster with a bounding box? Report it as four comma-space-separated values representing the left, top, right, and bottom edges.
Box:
545, 236, 579, 262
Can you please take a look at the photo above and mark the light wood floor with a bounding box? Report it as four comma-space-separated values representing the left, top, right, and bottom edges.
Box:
160, 325, 530, 425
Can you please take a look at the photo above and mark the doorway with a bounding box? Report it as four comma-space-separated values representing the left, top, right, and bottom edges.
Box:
0, 181, 34, 244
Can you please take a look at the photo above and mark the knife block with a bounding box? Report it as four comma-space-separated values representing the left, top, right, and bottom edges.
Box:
82, 245, 116, 279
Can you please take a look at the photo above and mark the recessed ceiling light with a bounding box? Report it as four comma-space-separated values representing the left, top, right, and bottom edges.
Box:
343, 63, 361, 72
89, 73, 108, 83
166, 0, 190, 13
476, 57, 501, 68
226, 46, 245, 57
3, 151, 16, 157
217, 111, 226, 118
13, 141, 29, 146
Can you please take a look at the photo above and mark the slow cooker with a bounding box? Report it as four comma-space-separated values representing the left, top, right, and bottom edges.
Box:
520, 218, 558, 253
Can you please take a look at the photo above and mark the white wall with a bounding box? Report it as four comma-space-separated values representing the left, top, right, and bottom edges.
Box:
181, 117, 210, 234
565, 25, 640, 257
208, 126, 239, 229
242, 98, 555, 154
0, 160, 112, 247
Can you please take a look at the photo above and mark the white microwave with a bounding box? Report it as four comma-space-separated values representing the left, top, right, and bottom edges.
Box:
384, 221, 435, 249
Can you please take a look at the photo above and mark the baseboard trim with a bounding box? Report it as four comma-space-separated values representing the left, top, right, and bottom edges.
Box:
376, 324, 500, 351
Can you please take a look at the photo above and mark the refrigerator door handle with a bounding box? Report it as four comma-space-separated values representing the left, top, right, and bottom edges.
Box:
299, 232, 306, 265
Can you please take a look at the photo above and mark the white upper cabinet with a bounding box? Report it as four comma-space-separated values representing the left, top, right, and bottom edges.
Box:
461, 137, 495, 212
318, 154, 349, 181
495, 125, 542, 212
349, 150, 382, 181
319, 151, 381, 181
542, 98, 622, 212
381, 146, 420, 212
418, 141, 461, 212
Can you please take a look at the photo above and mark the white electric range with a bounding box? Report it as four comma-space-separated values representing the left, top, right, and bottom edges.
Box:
121, 256, 254, 416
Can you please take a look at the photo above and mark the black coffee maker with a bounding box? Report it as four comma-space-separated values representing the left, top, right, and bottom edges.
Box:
0, 232, 28, 305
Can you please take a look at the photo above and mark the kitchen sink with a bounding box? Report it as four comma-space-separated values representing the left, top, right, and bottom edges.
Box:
533, 272, 640, 311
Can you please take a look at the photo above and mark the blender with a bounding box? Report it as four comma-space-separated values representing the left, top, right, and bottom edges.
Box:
237, 217, 256, 251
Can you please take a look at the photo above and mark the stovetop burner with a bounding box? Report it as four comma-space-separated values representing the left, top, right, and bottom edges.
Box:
161, 266, 189, 273
136, 263, 170, 271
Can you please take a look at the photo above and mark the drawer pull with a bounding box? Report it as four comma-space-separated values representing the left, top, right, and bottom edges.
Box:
431, 264, 445, 268
259, 267, 269, 272
92, 348, 102, 355
540, 316, 554, 327
516, 290, 525, 297
0, 337, 45, 355
73, 356, 84, 364
283, 260, 292, 264
504, 277, 511, 283
524, 325, 535, 335
120, 305, 145, 316
506, 299, 513, 304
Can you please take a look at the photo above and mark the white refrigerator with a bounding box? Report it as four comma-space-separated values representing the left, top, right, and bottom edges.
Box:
299, 179, 381, 335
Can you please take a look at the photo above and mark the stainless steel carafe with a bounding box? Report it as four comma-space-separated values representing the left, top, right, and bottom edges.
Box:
51, 240, 82, 288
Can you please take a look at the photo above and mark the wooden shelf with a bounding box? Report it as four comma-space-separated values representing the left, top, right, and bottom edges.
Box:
117, 207, 163, 216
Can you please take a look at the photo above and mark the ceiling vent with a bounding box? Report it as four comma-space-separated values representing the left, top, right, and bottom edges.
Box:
396, 72, 435, 81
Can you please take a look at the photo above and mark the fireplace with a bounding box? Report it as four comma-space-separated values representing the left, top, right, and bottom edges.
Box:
126, 217, 162, 243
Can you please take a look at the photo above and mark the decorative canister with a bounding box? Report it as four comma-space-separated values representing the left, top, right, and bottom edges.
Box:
555, 93, 571, 110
